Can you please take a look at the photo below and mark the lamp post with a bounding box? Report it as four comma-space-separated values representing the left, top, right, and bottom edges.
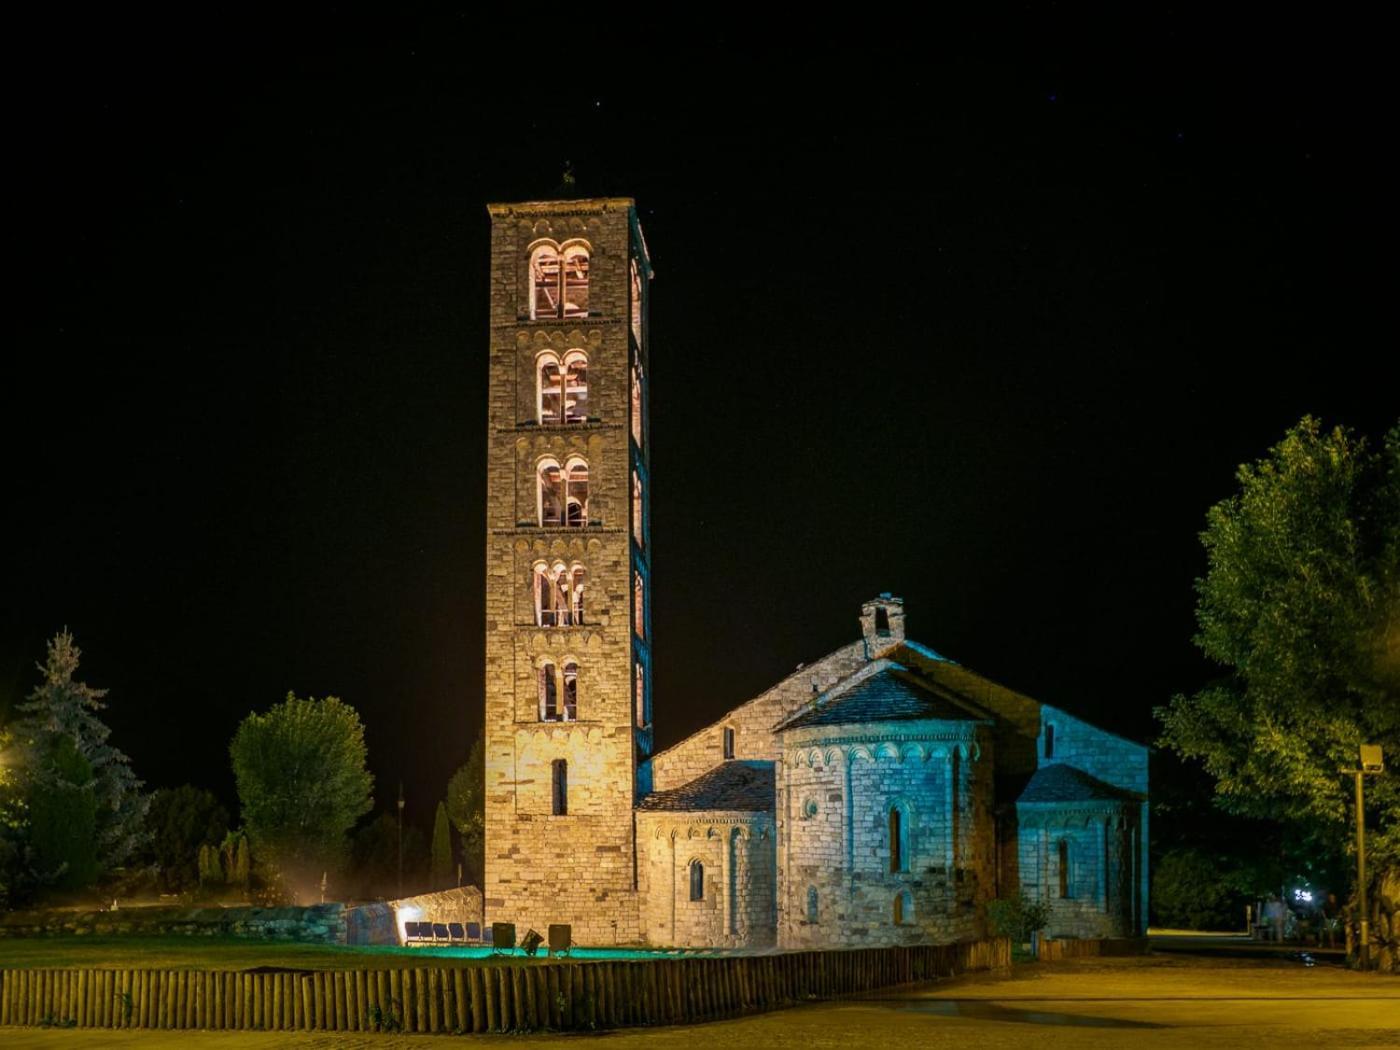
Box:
397, 781, 405, 900
1343, 745, 1385, 969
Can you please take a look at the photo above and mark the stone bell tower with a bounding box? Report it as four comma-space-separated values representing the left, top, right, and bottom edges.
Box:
482, 197, 652, 943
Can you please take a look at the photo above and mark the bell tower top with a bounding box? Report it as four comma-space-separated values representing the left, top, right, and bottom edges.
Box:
860, 593, 906, 657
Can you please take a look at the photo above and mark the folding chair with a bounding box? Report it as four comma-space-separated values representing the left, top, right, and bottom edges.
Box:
491, 922, 516, 955
522, 928, 544, 957
448, 922, 466, 944
466, 922, 483, 943
432, 922, 451, 944
401, 921, 422, 945
548, 924, 572, 958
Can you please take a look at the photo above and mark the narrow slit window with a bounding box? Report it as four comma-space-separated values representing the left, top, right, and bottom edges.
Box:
634, 661, 647, 727
893, 889, 913, 925
1045, 723, 1055, 759
551, 759, 568, 815
889, 807, 905, 873
633, 570, 645, 639
632, 470, 644, 546
722, 727, 735, 760
806, 886, 819, 923
631, 362, 643, 447
689, 861, 704, 901
1058, 839, 1071, 898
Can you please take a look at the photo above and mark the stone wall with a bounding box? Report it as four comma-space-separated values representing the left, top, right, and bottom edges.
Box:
1015, 802, 1141, 940
647, 641, 869, 792
636, 811, 776, 949
777, 720, 995, 949
483, 198, 645, 945
0, 903, 346, 942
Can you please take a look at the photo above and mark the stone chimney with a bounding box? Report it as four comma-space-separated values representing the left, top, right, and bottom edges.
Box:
860, 593, 905, 658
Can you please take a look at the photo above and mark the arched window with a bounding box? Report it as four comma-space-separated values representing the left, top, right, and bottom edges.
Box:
563, 350, 588, 423
689, 861, 704, 901
633, 570, 645, 638
538, 662, 558, 721
634, 660, 647, 727
631, 469, 644, 546
630, 362, 643, 447
806, 886, 819, 923
565, 458, 589, 527
534, 562, 586, 627
562, 662, 578, 721
893, 888, 914, 925
889, 805, 910, 873
530, 244, 590, 320
875, 606, 891, 636
537, 354, 562, 424
538, 459, 563, 526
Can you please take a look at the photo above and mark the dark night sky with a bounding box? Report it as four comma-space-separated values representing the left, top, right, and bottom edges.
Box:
4, 14, 1394, 835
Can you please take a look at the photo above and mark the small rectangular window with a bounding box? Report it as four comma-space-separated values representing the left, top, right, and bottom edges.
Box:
722, 727, 735, 760
551, 759, 568, 816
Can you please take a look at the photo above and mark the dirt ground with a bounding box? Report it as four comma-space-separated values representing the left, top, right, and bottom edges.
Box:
3, 952, 1397, 1049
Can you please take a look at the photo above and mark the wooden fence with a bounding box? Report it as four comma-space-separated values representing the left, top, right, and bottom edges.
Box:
1035, 936, 1147, 962
0, 938, 1009, 1034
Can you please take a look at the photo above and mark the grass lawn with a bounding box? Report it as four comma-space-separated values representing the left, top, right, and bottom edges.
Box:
0, 937, 638, 971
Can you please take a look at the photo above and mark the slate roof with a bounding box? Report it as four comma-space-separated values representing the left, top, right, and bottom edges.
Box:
636, 761, 775, 813
781, 665, 991, 730
1017, 763, 1141, 804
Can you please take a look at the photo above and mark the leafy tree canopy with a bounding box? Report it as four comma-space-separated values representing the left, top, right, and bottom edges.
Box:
229, 693, 373, 885
1157, 417, 1400, 863
144, 785, 229, 893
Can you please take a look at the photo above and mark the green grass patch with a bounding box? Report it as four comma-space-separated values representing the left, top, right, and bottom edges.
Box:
0, 937, 564, 972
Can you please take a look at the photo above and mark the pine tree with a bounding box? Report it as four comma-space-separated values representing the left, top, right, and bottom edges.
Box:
431, 801, 454, 888
15, 629, 148, 873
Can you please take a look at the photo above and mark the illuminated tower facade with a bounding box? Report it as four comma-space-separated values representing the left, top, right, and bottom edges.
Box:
482, 198, 651, 942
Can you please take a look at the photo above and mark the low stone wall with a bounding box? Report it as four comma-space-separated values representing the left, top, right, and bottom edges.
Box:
0, 904, 347, 944
1035, 936, 1147, 961
0, 938, 1012, 1034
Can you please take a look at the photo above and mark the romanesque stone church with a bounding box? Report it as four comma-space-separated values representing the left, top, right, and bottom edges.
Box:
482, 196, 1149, 950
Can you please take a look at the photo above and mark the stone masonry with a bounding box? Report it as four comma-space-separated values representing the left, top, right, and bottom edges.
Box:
478, 197, 1147, 949
483, 199, 651, 944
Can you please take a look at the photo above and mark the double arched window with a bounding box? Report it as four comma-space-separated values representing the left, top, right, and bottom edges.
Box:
533, 562, 586, 626
537, 660, 579, 722
537, 350, 588, 425
538, 457, 589, 527
530, 243, 590, 319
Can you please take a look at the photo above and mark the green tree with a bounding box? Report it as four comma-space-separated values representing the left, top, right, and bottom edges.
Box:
1157, 417, 1400, 868
445, 737, 484, 886
144, 786, 229, 893
431, 801, 454, 888
14, 630, 147, 872
229, 693, 374, 887
350, 811, 428, 899
27, 735, 98, 891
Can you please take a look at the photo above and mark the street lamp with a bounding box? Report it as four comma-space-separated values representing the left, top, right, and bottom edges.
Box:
397, 782, 406, 900
1342, 744, 1385, 969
